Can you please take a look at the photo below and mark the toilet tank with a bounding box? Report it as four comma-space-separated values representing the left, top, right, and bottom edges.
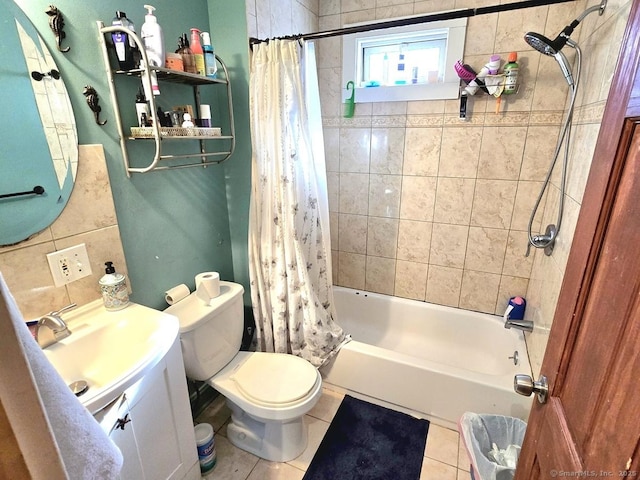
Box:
165, 281, 245, 381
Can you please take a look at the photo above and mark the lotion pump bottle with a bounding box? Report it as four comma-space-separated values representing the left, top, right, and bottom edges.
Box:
99, 261, 129, 311
141, 5, 165, 67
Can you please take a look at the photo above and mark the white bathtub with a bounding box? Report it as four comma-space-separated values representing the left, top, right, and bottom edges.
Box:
320, 287, 533, 428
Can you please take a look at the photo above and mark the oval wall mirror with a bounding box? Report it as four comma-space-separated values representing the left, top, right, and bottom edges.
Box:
0, 0, 78, 246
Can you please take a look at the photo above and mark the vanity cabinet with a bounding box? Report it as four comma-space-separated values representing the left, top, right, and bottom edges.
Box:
96, 22, 235, 176
96, 338, 200, 480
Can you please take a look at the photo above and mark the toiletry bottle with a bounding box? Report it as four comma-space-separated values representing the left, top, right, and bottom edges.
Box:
99, 262, 130, 311
141, 5, 165, 67
503, 52, 519, 95
190, 28, 205, 76
178, 34, 197, 74
135, 87, 150, 127
201, 31, 217, 78
111, 11, 138, 70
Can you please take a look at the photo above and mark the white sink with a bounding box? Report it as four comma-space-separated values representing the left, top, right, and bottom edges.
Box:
42, 300, 179, 414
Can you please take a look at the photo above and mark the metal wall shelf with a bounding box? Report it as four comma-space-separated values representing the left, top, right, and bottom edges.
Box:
97, 22, 236, 175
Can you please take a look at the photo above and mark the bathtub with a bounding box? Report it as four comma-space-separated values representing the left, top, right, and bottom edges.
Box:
320, 287, 533, 428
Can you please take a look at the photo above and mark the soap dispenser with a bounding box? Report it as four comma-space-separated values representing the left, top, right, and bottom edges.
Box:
99, 261, 130, 311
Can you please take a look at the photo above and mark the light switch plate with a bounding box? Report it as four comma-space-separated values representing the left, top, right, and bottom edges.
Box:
47, 243, 92, 287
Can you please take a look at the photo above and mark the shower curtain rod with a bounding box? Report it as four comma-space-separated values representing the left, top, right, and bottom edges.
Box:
249, 0, 573, 46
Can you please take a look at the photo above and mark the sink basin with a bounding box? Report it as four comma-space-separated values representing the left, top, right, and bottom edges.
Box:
42, 299, 179, 414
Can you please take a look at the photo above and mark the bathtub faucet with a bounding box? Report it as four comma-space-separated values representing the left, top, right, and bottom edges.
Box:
503, 304, 533, 333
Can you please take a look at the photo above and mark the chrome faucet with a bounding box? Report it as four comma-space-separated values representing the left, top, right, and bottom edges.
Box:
35, 303, 77, 348
503, 304, 533, 333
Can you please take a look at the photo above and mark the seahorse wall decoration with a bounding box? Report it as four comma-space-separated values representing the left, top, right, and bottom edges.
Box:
45, 5, 70, 52
83, 86, 107, 125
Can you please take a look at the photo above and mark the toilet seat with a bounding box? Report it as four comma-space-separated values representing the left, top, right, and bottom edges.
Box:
208, 351, 322, 422
230, 353, 318, 407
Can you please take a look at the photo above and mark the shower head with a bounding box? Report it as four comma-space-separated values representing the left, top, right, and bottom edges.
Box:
524, 1, 605, 85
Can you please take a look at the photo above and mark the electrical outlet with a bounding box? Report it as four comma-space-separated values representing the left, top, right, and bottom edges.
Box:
46, 243, 93, 287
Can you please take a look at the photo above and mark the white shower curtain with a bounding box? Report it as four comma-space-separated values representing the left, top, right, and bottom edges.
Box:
248, 39, 346, 367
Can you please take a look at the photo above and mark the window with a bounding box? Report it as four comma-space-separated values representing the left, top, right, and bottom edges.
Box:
342, 16, 467, 103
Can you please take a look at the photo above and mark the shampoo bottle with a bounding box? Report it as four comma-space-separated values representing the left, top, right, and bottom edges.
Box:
99, 262, 129, 311
503, 52, 519, 95
201, 32, 217, 78
190, 28, 205, 76
111, 11, 137, 70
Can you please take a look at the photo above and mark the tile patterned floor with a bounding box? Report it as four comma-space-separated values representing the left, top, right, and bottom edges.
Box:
195, 387, 472, 480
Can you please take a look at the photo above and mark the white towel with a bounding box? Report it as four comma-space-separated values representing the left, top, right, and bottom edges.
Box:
0, 273, 123, 478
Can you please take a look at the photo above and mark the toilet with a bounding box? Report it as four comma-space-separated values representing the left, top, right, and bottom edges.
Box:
165, 281, 322, 462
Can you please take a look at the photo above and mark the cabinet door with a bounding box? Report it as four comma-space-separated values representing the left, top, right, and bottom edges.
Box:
109, 414, 144, 480
128, 340, 199, 480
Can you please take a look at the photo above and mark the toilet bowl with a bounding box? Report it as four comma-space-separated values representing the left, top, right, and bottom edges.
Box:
165, 281, 322, 462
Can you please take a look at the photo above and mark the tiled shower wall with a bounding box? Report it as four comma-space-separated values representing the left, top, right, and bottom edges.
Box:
247, 0, 630, 376
315, 0, 629, 322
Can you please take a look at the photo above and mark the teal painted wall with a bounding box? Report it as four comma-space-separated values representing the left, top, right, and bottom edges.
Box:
11, 0, 249, 309
207, 1, 253, 303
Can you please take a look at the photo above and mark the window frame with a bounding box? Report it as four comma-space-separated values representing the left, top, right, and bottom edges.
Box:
342, 16, 467, 103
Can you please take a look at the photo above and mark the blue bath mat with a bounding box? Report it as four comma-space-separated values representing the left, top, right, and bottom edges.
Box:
303, 395, 430, 480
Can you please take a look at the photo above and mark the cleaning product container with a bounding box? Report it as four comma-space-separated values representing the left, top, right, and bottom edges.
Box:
458, 412, 527, 480
194, 423, 216, 474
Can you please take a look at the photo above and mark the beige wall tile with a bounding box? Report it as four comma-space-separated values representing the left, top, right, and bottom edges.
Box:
502, 231, 534, 278
400, 176, 437, 221
477, 126, 527, 180
464, 227, 508, 274
397, 219, 432, 263
368, 174, 402, 217
365, 255, 396, 294
370, 128, 405, 174
470, 179, 517, 229
459, 270, 501, 313
338, 252, 366, 289
510, 180, 545, 232
430, 223, 469, 268
403, 128, 442, 176
339, 172, 369, 214
425, 265, 462, 308
438, 127, 483, 178
323, 128, 340, 172
394, 260, 428, 300
433, 177, 475, 225
340, 128, 371, 173
338, 213, 368, 253
366, 216, 399, 257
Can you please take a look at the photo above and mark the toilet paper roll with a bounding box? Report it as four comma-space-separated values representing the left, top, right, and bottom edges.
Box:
165, 283, 191, 305
195, 272, 220, 304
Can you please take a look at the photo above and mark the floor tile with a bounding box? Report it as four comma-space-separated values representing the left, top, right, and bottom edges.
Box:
420, 457, 458, 480
424, 424, 460, 467
307, 388, 344, 423
458, 440, 471, 472
286, 415, 330, 471
458, 468, 472, 480
246, 459, 305, 480
203, 434, 259, 480
195, 394, 231, 433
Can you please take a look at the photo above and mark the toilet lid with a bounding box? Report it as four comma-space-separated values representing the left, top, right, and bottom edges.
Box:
230, 353, 318, 406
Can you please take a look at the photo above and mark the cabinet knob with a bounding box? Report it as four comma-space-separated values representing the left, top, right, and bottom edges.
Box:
116, 414, 131, 430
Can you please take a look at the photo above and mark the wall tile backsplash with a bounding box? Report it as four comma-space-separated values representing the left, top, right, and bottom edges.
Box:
0, 145, 128, 320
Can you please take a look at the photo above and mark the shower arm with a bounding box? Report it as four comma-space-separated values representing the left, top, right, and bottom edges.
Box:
526, 42, 582, 257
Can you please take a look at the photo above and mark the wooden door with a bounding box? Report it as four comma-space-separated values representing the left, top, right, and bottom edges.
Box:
515, 0, 640, 476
